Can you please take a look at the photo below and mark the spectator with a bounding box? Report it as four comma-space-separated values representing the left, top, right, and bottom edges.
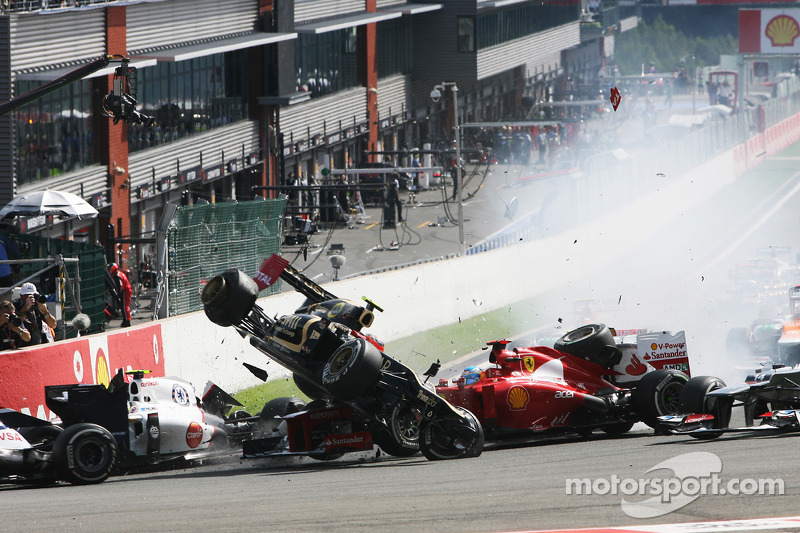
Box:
411, 153, 421, 189
14, 282, 56, 346
108, 263, 132, 327
0, 299, 29, 350
0, 232, 21, 288
387, 174, 404, 222
450, 162, 462, 201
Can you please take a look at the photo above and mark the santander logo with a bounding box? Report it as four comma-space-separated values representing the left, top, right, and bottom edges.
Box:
186, 422, 204, 448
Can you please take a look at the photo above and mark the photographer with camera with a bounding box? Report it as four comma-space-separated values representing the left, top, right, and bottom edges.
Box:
14, 282, 56, 346
0, 300, 30, 350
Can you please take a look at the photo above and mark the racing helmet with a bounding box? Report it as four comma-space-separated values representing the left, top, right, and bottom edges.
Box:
108, 263, 119, 274
461, 366, 484, 385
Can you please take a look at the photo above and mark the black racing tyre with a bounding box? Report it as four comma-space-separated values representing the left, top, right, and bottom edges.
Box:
419, 407, 484, 461
201, 269, 259, 327
260, 397, 307, 419
678, 376, 727, 439
373, 404, 422, 457
631, 369, 689, 429
601, 421, 635, 435
52, 423, 118, 485
320, 338, 383, 401
293, 373, 327, 400
18, 425, 63, 452
554, 324, 617, 366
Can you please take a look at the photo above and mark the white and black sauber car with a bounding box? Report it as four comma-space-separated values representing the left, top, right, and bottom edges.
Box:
0, 370, 247, 485
659, 362, 800, 439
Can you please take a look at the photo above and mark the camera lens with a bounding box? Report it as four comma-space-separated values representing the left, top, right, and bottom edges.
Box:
11, 316, 21, 326
36, 294, 47, 303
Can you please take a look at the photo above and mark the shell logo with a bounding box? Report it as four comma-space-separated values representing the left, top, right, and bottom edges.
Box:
766, 15, 800, 47
186, 422, 204, 448
650, 343, 658, 351
507, 386, 530, 410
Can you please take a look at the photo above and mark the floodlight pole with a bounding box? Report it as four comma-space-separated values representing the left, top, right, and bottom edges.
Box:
434, 82, 465, 255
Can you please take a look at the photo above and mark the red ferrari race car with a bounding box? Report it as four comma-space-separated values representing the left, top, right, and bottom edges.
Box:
436, 324, 696, 439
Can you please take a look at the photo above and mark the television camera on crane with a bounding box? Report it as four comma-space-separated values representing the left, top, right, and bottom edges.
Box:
0, 54, 155, 126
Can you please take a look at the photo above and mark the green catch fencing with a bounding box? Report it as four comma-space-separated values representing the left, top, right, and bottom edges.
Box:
166, 198, 287, 317
2, 231, 106, 337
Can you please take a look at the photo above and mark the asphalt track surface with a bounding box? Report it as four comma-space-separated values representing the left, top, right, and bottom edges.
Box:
8, 103, 800, 532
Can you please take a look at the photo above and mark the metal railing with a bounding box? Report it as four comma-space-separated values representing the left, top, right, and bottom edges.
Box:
2, 0, 126, 13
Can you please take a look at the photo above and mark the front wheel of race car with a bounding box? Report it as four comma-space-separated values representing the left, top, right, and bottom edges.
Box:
631, 369, 689, 429
201, 269, 259, 327
419, 407, 484, 461
320, 338, 383, 401
679, 376, 728, 439
52, 423, 118, 485
373, 404, 422, 457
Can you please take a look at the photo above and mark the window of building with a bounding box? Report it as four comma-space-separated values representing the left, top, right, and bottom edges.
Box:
15, 78, 92, 186
476, 5, 577, 50
458, 17, 476, 52
129, 52, 248, 153
296, 30, 359, 98
377, 17, 411, 77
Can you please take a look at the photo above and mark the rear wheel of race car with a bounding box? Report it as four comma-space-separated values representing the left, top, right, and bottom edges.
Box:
373, 404, 422, 457
554, 324, 615, 359
419, 407, 484, 461
320, 338, 383, 401
632, 369, 689, 429
18, 425, 63, 452
52, 423, 118, 485
678, 376, 727, 440
200, 269, 259, 327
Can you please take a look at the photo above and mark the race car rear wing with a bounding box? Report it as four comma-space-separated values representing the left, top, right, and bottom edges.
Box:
612, 330, 691, 384
255, 254, 337, 305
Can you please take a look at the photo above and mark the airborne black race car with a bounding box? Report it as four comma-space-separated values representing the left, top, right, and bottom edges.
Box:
200, 254, 484, 460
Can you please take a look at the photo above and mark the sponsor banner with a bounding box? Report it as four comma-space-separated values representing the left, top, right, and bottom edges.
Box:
203, 164, 224, 183
179, 165, 202, 185
0, 324, 165, 420
740, 9, 800, 54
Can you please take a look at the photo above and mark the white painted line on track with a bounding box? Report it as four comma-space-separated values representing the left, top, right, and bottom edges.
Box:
509, 515, 800, 533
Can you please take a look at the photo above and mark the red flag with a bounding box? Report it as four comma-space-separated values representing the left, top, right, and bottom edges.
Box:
610, 87, 621, 111
253, 254, 289, 291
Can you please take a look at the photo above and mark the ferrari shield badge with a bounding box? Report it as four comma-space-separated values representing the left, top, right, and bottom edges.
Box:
523, 356, 535, 373
610, 86, 621, 111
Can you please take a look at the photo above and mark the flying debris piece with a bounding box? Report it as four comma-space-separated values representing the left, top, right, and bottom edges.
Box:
610, 86, 622, 111
573, 239, 578, 244
472, 299, 483, 306
656, 173, 665, 178
618, 295, 622, 304
557, 317, 563, 323
756, 151, 766, 157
